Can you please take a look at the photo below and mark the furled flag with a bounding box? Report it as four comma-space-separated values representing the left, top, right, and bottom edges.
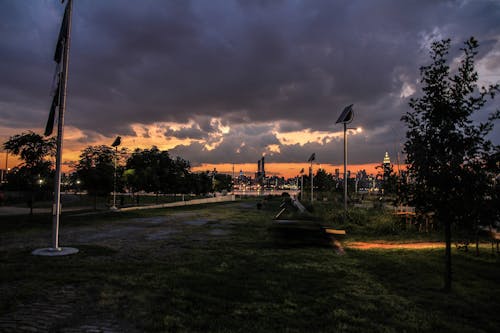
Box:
54, 1, 70, 64
45, 0, 70, 136
307, 153, 316, 162
44, 80, 60, 136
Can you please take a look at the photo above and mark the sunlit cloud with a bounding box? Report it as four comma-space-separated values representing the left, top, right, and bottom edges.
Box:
276, 129, 347, 146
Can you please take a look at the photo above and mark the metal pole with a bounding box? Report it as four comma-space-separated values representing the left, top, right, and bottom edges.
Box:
310, 162, 313, 203
343, 123, 347, 219
112, 146, 117, 209
301, 174, 303, 201
51, 0, 73, 250
4, 150, 8, 182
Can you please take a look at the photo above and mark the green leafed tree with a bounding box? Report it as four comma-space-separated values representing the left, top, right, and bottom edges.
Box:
402, 37, 499, 292
76, 145, 115, 208
213, 173, 233, 193
3, 131, 56, 213
314, 169, 336, 192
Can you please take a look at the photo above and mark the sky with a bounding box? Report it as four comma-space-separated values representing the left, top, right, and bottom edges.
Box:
1, 0, 499, 178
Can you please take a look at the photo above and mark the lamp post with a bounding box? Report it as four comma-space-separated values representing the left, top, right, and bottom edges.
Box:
307, 153, 316, 203
299, 168, 304, 201
110, 136, 121, 210
2, 150, 8, 183
336, 104, 354, 220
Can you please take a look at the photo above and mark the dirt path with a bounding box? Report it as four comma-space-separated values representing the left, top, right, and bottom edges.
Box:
346, 241, 446, 250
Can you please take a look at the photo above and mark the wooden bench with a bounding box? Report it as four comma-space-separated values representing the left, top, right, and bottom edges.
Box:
323, 228, 347, 235
393, 205, 417, 229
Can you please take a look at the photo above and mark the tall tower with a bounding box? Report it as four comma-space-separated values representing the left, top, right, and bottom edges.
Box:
382, 151, 392, 192
383, 152, 391, 165
383, 152, 391, 174
261, 156, 265, 178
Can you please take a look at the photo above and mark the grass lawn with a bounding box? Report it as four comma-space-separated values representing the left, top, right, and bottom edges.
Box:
1, 198, 499, 332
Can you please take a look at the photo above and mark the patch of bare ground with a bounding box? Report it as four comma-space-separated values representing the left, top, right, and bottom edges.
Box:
346, 241, 445, 250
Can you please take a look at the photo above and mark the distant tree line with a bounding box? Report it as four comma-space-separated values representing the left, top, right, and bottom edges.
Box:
2, 138, 232, 206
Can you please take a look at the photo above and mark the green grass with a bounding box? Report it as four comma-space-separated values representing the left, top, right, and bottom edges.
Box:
1, 198, 499, 332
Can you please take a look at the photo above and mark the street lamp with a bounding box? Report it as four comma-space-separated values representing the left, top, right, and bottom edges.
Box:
336, 104, 354, 220
110, 136, 121, 210
307, 153, 316, 203
2, 149, 8, 183
299, 168, 304, 201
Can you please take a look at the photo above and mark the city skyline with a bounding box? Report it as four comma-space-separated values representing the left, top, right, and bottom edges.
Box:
1, 1, 499, 176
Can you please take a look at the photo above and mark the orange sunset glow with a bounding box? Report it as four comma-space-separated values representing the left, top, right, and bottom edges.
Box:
191, 162, 384, 179
3, 122, 390, 178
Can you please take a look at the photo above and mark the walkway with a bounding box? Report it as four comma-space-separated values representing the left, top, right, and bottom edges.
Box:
346, 241, 445, 250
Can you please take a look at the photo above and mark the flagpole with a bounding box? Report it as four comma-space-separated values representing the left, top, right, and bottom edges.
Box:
343, 123, 347, 220
50, 0, 73, 251
33, 0, 77, 256
301, 174, 303, 201
310, 161, 313, 203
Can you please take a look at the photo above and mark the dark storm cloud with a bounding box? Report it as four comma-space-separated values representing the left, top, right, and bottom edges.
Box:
164, 124, 207, 140
1, 0, 499, 164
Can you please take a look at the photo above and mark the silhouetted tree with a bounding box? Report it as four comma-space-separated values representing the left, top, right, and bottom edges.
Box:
124, 147, 195, 197
76, 145, 115, 208
314, 169, 335, 192
3, 131, 56, 214
376, 163, 398, 197
213, 173, 233, 192
189, 172, 212, 195
402, 37, 499, 292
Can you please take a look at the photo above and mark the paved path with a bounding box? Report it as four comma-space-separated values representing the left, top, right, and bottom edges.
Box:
346, 241, 446, 250
0, 195, 236, 216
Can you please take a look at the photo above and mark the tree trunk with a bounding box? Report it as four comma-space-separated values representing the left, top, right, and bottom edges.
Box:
444, 219, 452, 292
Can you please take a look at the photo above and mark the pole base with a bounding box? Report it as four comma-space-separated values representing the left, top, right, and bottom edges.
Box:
109, 206, 119, 211
32, 247, 79, 256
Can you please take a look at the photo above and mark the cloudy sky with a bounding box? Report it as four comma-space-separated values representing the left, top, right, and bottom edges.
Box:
1, 0, 499, 177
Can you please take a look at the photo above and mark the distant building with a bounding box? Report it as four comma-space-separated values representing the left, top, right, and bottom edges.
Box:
383, 151, 391, 165
383, 152, 392, 177
255, 157, 266, 185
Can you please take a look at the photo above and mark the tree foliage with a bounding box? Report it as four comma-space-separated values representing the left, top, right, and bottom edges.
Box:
213, 173, 233, 192
314, 169, 336, 192
3, 131, 56, 169
2, 132, 56, 211
124, 146, 215, 195
402, 37, 499, 291
3, 131, 55, 190
76, 145, 115, 196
